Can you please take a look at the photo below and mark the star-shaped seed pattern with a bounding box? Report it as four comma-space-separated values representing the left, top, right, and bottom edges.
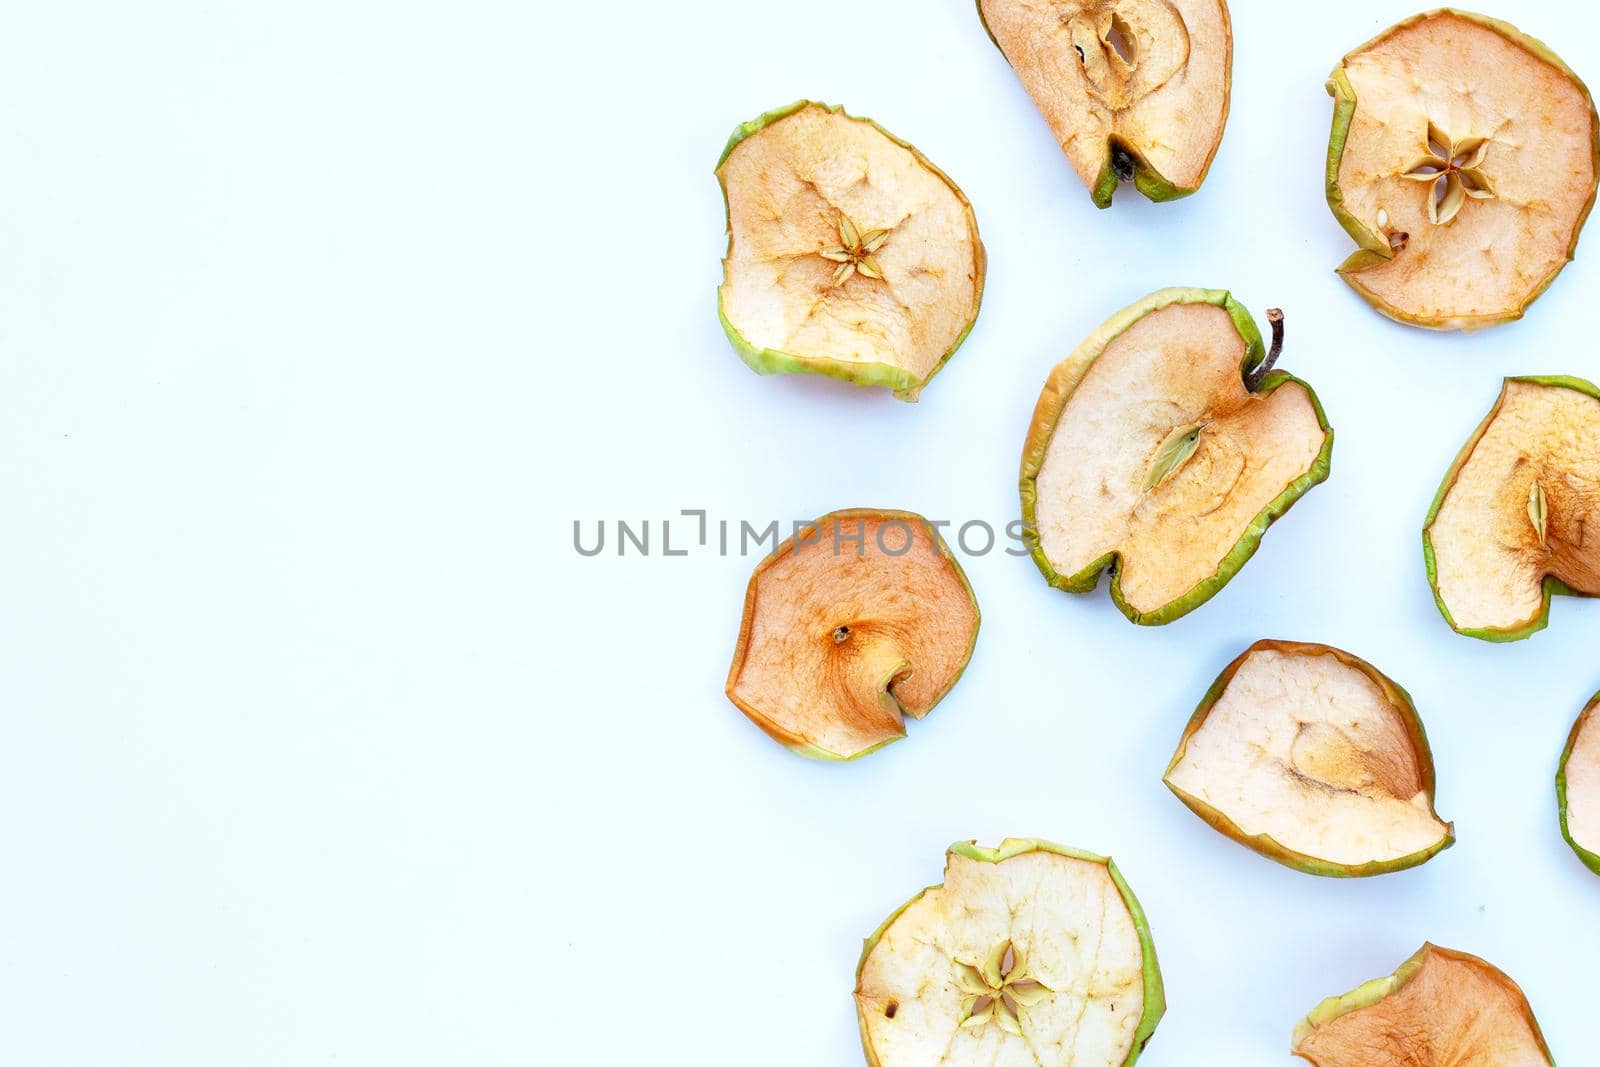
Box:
818, 213, 890, 286
953, 940, 1053, 1037
1402, 122, 1495, 225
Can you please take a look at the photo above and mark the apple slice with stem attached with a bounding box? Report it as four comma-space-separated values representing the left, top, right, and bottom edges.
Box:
1164, 640, 1453, 876
1020, 288, 1333, 625
1292, 943, 1555, 1065
1557, 691, 1600, 875
1326, 11, 1599, 328
716, 101, 985, 401
855, 839, 1164, 1067
1423, 376, 1600, 640
725, 509, 979, 761
978, 0, 1232, 207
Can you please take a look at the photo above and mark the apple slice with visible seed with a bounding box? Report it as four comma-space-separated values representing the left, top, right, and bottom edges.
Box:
855, 839, 1164, 1067
978, 0, 1232, 207
1164, 640, 1453, 876
1326, 11, 1599, 328
1292, 943, 1554, 1065
1557, 691, 1600, 875
716, 101, 985, 401
1020, 288, 1333, 625
1423, 376, 1600, 641
725, 509, 979, 760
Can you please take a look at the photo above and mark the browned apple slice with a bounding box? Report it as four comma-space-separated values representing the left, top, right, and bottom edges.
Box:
1423, 376, 1600, 641
1557, 691, 1600, 875
978, 0, 1232, 206
717, 101, 985, 401
1020, 288, 1333, 625
1164, 640, 1453, 876
1292, 943, 1555, 1065
855, 839, 1164, 1067
1326, 11, 1599, 328
725, 509, 979, 760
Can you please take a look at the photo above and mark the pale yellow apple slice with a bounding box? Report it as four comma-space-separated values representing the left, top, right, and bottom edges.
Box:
1293, 943, 1554, 1065
1326, 11, 1599, 328
1020, 288, 1332, 625
1165, 640, 1453, 876
855, 839, 1163, 1067
716, 101, 985, 401
1424, 376, 1600, 640
725, 509, 979, 760
978, 0, 1232, 206
1557, 692, 1600, 874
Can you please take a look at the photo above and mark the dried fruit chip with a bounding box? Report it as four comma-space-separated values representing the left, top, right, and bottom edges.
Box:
716, 102, 985, 401
855, 839, 1163, 1067
1557, 691, 1600, 875
725, 509, 979, 760
1423, 376, 1600, 640
978, 0, 1232, 207
1292, 943, 1554, 1066
1020, 288, 1333, 625
1326, 11, 1599, 328
1165, 640, 1453, 876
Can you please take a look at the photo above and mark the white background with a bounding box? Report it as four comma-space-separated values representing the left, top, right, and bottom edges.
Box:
2, 0, 1597, 1063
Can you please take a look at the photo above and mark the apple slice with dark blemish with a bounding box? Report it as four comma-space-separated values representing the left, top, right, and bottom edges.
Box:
855, 839, 1164, 1067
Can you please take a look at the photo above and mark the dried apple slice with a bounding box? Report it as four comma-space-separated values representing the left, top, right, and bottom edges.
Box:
1326, 11, 1600, 328
855, 839, 1164, 1067
1164, 640, 1453, 876
1292, 943, 1555, 1065
1557, 691, 1600, 875
978, 0, 1232, 207
1020, 288, 1333, 625
716, 101, 985, 401
1423, 376, 1600, 641
725, 509, 979, 760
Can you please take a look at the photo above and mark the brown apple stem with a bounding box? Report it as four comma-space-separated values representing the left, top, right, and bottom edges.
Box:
1245, 308, 1284, 392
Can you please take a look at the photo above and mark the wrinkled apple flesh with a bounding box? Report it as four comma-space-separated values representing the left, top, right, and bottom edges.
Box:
1165, 641, 1452, 874
856, 839, 1162, 1067
725, 510, 978, 760
717, 102, 984, 400
1327, 11, 1598, 328
979, 0, 1231, 205
1425, 377, 1600, 638
1022, 289, 1330, 623
1293, 943, 1553, 1066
